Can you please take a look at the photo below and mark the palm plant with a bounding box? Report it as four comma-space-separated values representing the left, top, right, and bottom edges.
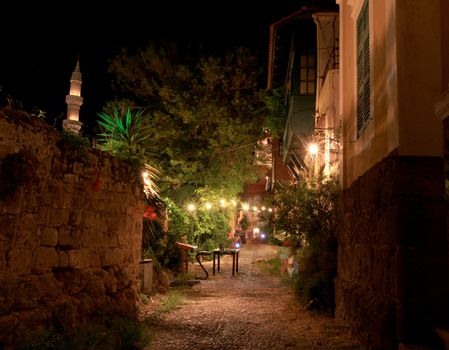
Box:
97, 106, 166, 261
97, 106, 160, 193
97, 107, 151, 165
97, 106, 161, 198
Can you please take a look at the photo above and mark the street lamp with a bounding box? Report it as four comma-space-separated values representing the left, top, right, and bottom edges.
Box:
308, 143, 318, 159
308, 143, 319, 178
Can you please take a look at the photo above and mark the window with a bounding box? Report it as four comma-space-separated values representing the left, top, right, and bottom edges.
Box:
299, 53, 316, 95
356, 0, 370, 135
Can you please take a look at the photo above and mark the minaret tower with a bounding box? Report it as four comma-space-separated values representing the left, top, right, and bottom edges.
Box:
63, 60, 83, 134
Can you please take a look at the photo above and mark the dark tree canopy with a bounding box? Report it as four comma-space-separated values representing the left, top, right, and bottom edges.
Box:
106, 42, 269, 201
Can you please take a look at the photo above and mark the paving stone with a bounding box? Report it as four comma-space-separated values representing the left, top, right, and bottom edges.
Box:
144, 242, 364, 350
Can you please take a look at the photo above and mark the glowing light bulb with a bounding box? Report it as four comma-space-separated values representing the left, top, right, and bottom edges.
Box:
308, 143, 318, 156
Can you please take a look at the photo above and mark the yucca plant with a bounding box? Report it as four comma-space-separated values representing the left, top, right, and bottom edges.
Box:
98, 107, 167, 257
97, 107, 152, 164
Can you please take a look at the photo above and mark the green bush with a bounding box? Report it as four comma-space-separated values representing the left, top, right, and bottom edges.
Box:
260, 175, 339, 314
259, 256, 281, 275
159, 196, 231, 271
295, 272, 335, 314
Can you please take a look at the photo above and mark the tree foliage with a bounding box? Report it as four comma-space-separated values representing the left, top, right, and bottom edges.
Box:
150, 196, 231, 270
263, 88, 288, 138
259, 175, 340, 313
107, 43, 268, 200
262, 176, 339, 243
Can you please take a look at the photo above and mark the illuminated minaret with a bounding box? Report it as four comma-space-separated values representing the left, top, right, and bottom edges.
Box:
63, 60, 83, 134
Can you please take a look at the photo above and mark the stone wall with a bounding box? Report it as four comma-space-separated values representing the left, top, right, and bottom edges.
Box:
0, 109, 144, 347
336, 150, 449, 349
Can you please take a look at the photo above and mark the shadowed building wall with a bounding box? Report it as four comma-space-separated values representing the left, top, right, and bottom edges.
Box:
336, 0, 449, 349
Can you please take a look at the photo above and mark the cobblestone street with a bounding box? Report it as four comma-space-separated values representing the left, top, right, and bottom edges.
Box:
144, 242, 364, 350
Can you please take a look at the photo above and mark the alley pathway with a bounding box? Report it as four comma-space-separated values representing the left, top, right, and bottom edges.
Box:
145, 242, 364, 350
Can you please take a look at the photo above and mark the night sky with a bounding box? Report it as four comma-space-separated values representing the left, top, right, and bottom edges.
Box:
0, 1, 307, 133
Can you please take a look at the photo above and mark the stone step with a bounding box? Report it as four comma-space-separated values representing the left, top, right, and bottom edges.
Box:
169, 279, 201, 287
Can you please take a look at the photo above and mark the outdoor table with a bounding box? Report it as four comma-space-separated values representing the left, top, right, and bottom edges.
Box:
212, 248, 240, 276
175, 242, 198, 273
195, 250, 213, 279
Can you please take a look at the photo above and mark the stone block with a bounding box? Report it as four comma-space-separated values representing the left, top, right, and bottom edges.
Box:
69, 211, 82, 226
35, 247, 58, 273
105, 216, 120, 233
3, 194, 23, 215
14, 275, 41, 310
49, 208, 70, 227
83, 271, 106, 296
25, 193, 39, 214
104, 231, 118, 248
37, 206, 53, 226
80, 211, 101, 229
58, 251, 69, 267
63, 172, 78, 184
104, 270, 119, 293
103, 248, 124, 266
116, 231, 130, 247
40, 188, 53, 205
89, 250, 102, 267
72, 196, 89, 210
8, 248, 34, 275
67, 249, 90, 269
52, 298, 80, 333
83, 229, 104, 248
16, 213, 36, 233
88, 198, 105, 211
40, 227, 58, 246
58, 193, 74, 209
58, 225, 73, 246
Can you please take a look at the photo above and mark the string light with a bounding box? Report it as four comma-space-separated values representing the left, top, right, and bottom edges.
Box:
182, 198, 273, 213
